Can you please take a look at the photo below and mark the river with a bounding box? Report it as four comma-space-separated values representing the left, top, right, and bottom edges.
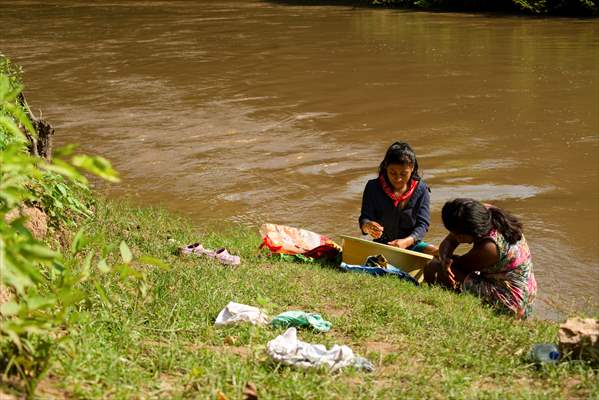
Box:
1, 0, 597, 319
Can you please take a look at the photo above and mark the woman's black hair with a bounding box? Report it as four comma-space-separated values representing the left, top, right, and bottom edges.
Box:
441, 198, 523, 244
378, 141, 420, 181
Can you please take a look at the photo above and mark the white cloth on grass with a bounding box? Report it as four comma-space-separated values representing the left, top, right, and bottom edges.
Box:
214, 301, 269, 327
266, 327, 374, 372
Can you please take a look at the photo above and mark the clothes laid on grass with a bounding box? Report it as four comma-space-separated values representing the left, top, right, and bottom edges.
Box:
359, 177, 431, 248
271, 311, 332, 332
215, 303, 333, 332
340, 255, 419, 286
259, 223, 341, 260
462, 229, 536, 319
267, 327, 374, 372
214, 303, 374, 373
214, 302, 270, 327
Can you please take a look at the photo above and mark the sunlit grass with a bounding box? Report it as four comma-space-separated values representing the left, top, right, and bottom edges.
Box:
26, 200, 599, 399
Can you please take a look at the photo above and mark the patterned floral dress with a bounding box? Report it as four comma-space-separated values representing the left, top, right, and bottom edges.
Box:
463, 229, 537, 319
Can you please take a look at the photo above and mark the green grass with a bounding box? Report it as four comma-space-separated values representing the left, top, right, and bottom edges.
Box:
6, 199, 599, 399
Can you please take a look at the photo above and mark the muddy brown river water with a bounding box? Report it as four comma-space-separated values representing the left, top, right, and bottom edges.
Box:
1, 0, 597, 319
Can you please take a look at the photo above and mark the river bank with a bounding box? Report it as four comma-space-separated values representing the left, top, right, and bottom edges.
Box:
2, 196, 598, 398
270, 0, 598, 16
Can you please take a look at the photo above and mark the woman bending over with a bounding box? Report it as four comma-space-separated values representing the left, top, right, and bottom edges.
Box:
424, 198, 537, 319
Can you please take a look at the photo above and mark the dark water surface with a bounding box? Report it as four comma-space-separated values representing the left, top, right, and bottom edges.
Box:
1, 0, 597, 319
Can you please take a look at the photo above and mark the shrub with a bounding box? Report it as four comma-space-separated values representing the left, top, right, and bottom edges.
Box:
0, 58, 155, 396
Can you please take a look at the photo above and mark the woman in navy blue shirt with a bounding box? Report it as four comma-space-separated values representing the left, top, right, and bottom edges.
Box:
359, 142, 434, 253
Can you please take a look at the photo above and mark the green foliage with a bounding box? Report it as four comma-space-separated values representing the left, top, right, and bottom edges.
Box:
510, 0, 597, 14
0, 61, 150, 396
0, 55, 29, 151
370, 0, 597, 14
29, 173, 92, 227
0, 54, 23, 87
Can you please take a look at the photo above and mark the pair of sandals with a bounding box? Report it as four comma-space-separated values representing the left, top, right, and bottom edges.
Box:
179, 242, 241, 266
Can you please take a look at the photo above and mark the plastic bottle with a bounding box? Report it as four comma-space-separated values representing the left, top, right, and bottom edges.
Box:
529, 343, 560, 364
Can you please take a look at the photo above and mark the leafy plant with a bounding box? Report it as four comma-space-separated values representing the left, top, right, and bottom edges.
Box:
0, 62, 163, 396
31, 170, 93, 227
0, 56, 28, 152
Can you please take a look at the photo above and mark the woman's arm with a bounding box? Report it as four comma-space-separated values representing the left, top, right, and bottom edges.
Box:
409, 183, 430, 243
438, 233, 460, 268
388, 236, 414, 248
388, 183, 430, 249
451, 239, 499, 275
359, 181, 384, 239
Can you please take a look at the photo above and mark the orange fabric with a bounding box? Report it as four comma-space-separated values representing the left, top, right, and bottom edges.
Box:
259, 223, 341, 258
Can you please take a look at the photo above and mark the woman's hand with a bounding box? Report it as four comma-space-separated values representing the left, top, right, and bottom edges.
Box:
443, 258, 457, 288
388, 237, 414, 249
424, 258, 457, 289
363, 221, 384, 239
439, 253, 452, 269
438, 233, 459, 269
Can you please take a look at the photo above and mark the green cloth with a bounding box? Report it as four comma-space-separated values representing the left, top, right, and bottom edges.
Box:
271, 311, 332, 332
277, 253, 315, 263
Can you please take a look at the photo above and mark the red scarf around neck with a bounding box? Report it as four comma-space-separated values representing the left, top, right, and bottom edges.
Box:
378, 174, 418, 207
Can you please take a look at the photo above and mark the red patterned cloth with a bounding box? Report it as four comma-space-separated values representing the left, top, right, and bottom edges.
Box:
259, 223, 341, 259
378, 175, 418, 207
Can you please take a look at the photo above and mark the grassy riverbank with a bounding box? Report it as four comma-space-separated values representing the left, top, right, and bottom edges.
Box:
2, 198, 596, 399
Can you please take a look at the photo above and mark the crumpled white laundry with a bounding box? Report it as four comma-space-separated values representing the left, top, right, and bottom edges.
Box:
267, 327, 374, 372
214, 301, 270, 327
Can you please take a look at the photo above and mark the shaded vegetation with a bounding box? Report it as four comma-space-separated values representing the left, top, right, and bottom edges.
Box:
281, 0, 598, 15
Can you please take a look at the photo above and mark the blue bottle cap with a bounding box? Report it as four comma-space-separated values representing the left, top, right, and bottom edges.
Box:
549, 351, 560, 360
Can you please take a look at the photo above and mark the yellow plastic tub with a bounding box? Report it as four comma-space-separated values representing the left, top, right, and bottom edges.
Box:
340, 235, 433, 282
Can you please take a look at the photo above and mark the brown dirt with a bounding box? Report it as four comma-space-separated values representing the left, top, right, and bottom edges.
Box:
0, 285, 14, 305
54, 226, 73, 251
204, 344, 251, 357
154, 373, 181, 397
340, 375, 365, 386
35, 376, 70, 400
256, 263, 277, 271
364, 340, 400, 354
2, 206, 50, 307
185, 341, 252, 358
5, 205, 48, 240
2, 373, 71, 400
321, 304, 346, 318
0, 389, 21, 400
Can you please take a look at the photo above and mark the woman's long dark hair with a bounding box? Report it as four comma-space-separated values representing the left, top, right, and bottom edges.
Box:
441, 198, 523, 244
378, 141, 421, 181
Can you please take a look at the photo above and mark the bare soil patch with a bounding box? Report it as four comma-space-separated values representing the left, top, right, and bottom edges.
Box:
321, 304, 347, 318
0, 285, 14, 305
34, 375, 71, 400
187, 343, 251, 358
364, 340, 399, 354
5, 206, 48, 240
